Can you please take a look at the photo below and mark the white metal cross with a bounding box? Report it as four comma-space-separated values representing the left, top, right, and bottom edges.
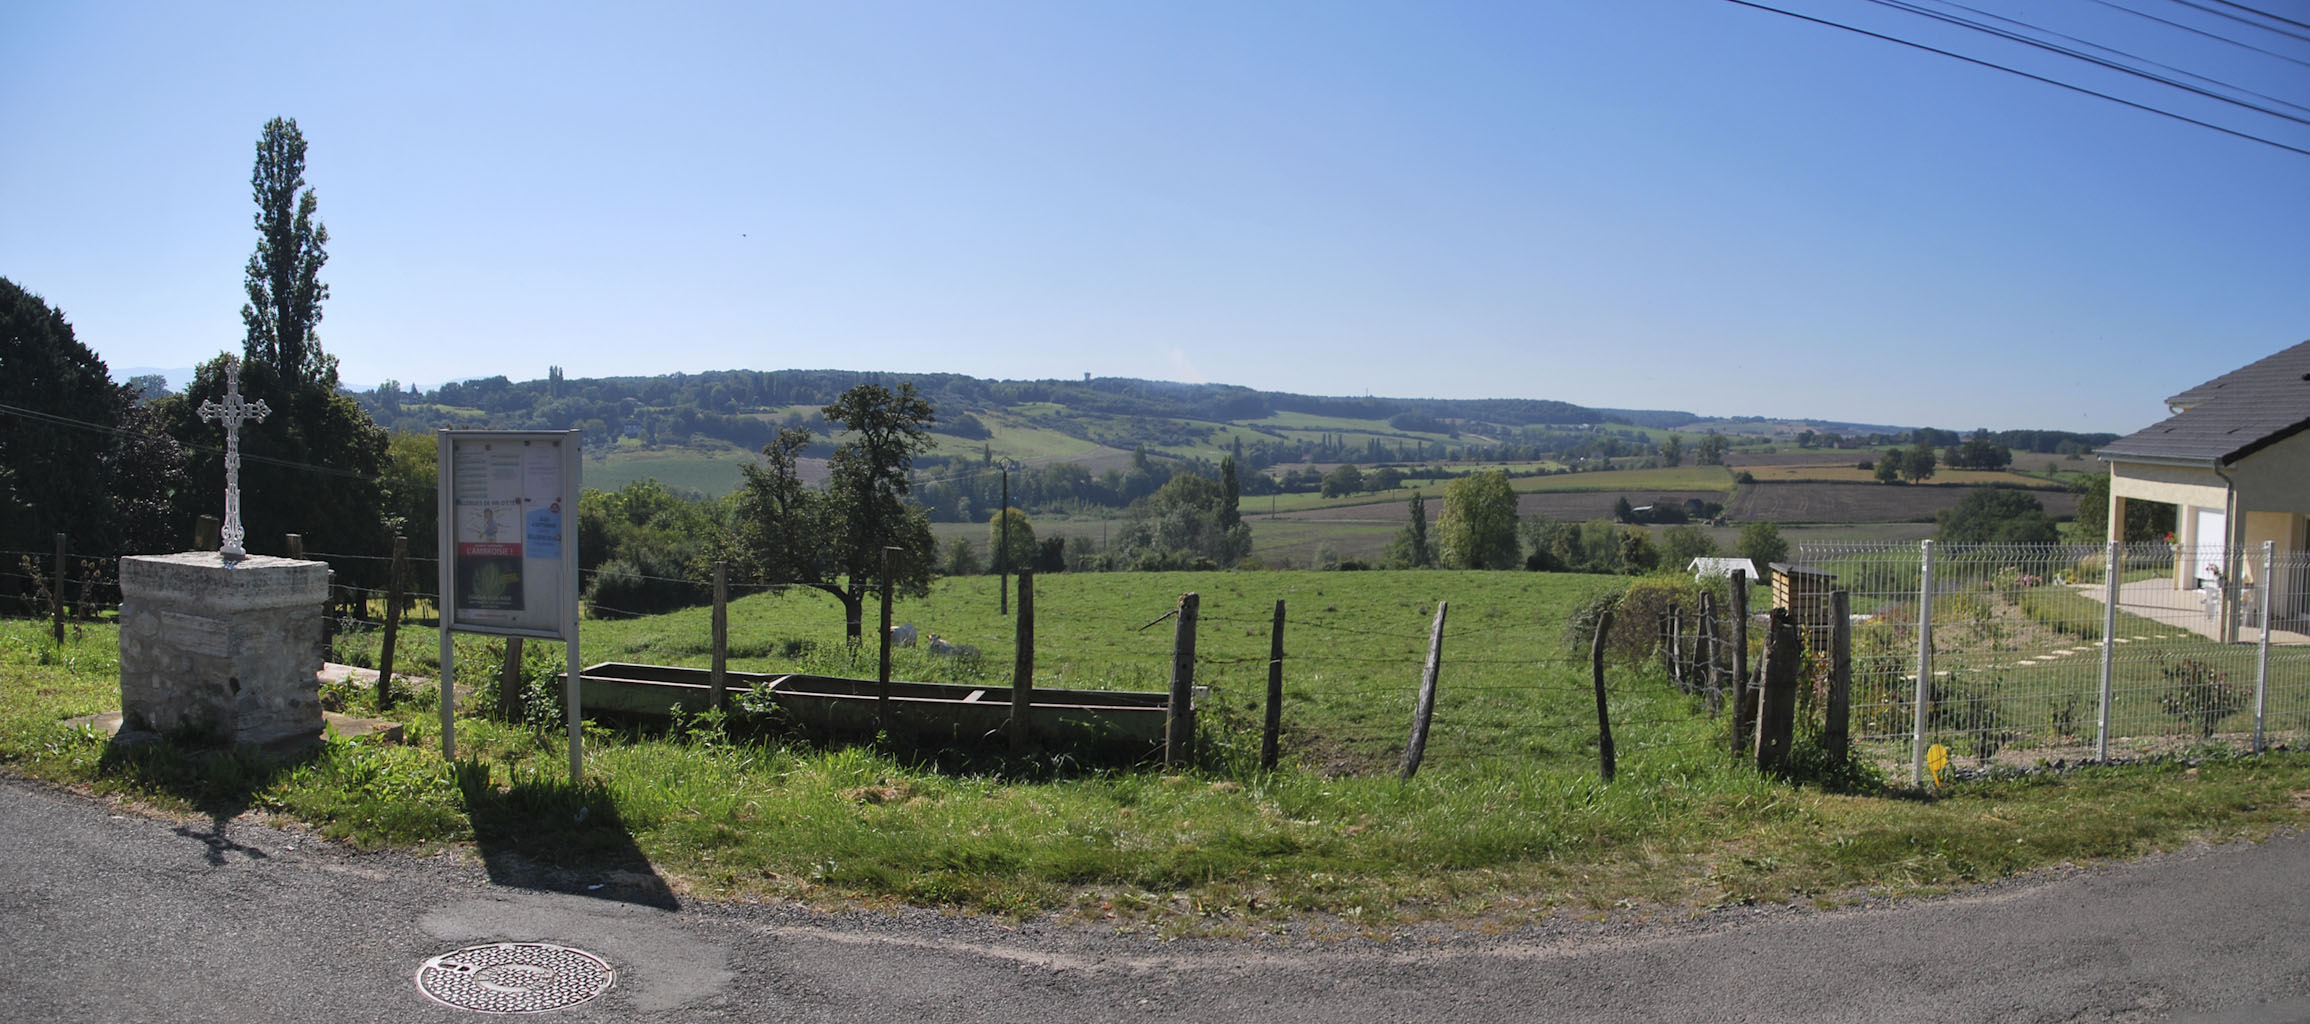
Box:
197, 356, 271, 562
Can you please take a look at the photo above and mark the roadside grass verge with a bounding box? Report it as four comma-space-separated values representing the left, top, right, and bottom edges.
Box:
4, 572, 2307, 934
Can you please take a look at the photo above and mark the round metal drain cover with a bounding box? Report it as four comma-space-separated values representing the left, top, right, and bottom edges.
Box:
416, 942, 614, 1014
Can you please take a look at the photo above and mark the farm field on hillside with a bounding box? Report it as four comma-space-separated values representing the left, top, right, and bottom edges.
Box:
588, 442, 778, 497
1741, 464, 2055, 487
1729, 481, 2080, 523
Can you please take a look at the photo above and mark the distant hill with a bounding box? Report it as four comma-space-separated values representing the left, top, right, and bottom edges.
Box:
345, 367, 2113, 511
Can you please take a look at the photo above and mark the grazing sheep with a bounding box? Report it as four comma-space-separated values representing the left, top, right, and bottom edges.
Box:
889, 623, 918, 647
926, 634, 978, 658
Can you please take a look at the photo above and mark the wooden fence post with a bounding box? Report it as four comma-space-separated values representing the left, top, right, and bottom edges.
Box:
1827, 589, 1852, 763
1400, 601, 1449, 780
1012, 569, 1034, 755
1667, 604, 1683, 692
1731, 569, 1755, 752
1164, 593, 1199, 768
1755, 607, 1802, 773
1591, 608, 1616, 783
710, 560, 729, 712
1261, 599, 1285, 771
51, 533, 66, 645
498, 636, 525, 722
285, 533, 302, 558
377, 536, 406, 709
1697, 591, 1718, 703
878, 547, 896, 732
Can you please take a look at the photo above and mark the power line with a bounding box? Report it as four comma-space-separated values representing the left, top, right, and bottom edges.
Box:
2207, 0, 2310, 35
1721, 0, 2310, 159
2168, 0, 2310, 45
2086, 0, 2310, 69
1905, 0, 2310, 119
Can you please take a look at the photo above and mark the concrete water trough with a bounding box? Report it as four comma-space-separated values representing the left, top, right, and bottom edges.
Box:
565, 662, 1173, 756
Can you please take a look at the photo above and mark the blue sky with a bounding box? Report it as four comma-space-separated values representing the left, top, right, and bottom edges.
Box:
4, 1, 2304, 433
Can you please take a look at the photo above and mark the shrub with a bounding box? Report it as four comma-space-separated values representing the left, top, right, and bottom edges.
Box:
2155, 655, 2247, 739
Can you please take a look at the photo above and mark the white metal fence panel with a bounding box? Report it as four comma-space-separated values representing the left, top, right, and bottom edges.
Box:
1794, 540, 2308, 781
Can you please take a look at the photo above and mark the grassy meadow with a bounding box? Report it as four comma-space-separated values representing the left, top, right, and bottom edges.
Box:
6, 566, 2310, 934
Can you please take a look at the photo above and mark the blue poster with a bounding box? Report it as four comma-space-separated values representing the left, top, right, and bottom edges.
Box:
525, 502, 563, 561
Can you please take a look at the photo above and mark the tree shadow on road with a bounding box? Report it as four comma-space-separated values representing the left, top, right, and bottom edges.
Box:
453, 759, 678, 910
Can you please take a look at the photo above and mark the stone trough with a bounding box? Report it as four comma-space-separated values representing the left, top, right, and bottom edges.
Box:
566, 662, 1173, 759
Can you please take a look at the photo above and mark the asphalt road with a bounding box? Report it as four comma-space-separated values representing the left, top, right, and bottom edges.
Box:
5, 774, 2307, 1023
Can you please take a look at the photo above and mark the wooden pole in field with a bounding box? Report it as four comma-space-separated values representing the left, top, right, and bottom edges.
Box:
1667, 604, 1683, 691
1755, 607, 1802, 773
1827, 589, 1852, 763
1696, 590, 1718, 702
1262, 599, 1285, 771
1012, 569, 1034, 755
1400, 601, 1448, 780
51, 533, 65, 645
710, 560, 729, 711
377, 536, 406, 709
499, 636, 524, 722
1164, 593, 1199, 768
1591, 608, 1617, 783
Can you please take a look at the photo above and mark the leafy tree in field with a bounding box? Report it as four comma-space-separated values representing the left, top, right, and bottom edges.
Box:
1612, 496, 1635, 523
1659, 524, 1718, 567
1874, 450, 1904, 484
1320, 464, 1364, 498
1696, 430, 1728, 466
1113, 472, 1252, 569
987, 506, 1036, 573
1937, 488, 2058, 544
578, 478, 722, 615
377, 432, 439, 556
819, 383, 939, 638
2069, 472, 2174, 543
1657, 434, 1684, 467
1900, 441, 1937, 483
734, 383, 939, 639
161, 117, 386, 568
1384, 491, 1434, 568
1438, 470, 1519, 569
1370, 466, 1404, 491
1738, 521, 1788, 579
1619, 528, 1660, 573
945, 537, 981, 576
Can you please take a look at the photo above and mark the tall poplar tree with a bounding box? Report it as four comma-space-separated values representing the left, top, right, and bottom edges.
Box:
243, 116, 334, 386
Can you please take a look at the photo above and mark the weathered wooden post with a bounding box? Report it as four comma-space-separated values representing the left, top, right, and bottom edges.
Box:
1011, 569, 1034, 755
377, 536, 406, 709
1731, 569, 1756, 753
1667, 604, 1684, 692
998, 469, 1010, 616
499, 636, 525, 722
710, 560, 729, 712
1400, 601, 1448, 780
1591, 608, 1617, 783
1827, 589, 1852, 763
51, 533, 66, 645
284, 533, 303, 558
878, 547, 896, 732
1164, 593, 1199, 768
1697, 590, 1718, 701
1755, 607, 1802, 773
1262, 599, 1285, 771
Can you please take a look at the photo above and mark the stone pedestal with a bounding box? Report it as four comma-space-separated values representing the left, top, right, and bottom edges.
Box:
118, 552, 329, 749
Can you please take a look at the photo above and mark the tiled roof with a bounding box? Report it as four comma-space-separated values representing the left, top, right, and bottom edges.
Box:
2098, 339, 2310, 466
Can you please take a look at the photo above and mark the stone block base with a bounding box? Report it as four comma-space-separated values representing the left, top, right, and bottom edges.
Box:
118, 552, 329, 749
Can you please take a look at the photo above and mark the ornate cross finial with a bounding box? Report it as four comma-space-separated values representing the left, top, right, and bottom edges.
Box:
197, 356, 271, 562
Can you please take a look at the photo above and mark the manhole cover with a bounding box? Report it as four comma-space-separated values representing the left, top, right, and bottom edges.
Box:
416, 942, 614, 1014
